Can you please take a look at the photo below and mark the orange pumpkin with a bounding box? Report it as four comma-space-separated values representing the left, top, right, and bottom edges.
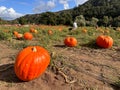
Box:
16, 33, 23, 39
58, 27, 62, 31
96, 35, 113, 48
48, 30, 53, 35
13, 31, 18, 36
30, 28, 38, 33
64, 37, 77, 47
82, 29, 87, 33
33, 29, 38, 33
24, 32, 33, 40
30, 28, 35, 32
14, 46, 50, 81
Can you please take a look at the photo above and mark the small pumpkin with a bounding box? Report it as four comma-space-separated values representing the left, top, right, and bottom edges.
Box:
96, 35, 113, 48
58, 27, 62, 31
13, 31, 18, 36
64, 37, 77, 47
24, 32, 33, 40
30, 28, 38, 33
82, 29, 87, 33
48, 30, 53, 35
33, 29, 38, 33
16, 33, 23, 39
30, 28, 35, 32
14, 46, 50, 81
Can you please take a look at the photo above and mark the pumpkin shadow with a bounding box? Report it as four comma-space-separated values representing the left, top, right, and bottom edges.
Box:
0, 63, 23, 83
53, 44, 66, 48
81, 40, 101, 49
110, 83, 120, 90
68, 27, 73, 31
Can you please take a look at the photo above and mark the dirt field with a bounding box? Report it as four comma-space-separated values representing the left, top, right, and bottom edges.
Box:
0, 42, 120, 90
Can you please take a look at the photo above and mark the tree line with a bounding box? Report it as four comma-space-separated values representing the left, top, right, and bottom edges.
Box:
15, 12, 120, 27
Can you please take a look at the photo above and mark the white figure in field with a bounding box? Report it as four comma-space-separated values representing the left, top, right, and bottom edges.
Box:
73, 21, 78, 30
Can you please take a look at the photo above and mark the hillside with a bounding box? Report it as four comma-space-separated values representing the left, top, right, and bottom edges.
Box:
12, 0, 120, 27
82, 0, 120, 17
0, 18, 11, 24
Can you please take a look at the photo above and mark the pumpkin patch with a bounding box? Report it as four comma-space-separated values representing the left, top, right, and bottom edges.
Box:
0, 25, 120, 90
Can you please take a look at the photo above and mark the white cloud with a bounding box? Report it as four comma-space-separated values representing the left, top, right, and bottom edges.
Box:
47, 1, 56, 9
64, 3, 69, 10
74, 0, 88, 7
33, 0, 88, 13
0, 6, 23, 20
33, 1, 56, 13
59, 0, 70, 10
33, 0, 71, 13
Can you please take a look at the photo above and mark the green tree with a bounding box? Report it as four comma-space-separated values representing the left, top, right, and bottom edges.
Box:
57, 12, 73, 25
90, 17, 99, 26
113, 16, 120, 27
103, 16, 109, 27
18, 17, 28, 25
75, 15, 86, 27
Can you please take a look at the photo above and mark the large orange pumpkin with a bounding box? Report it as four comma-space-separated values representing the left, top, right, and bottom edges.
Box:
96, 35, 113, 48
24, 32, 33, 40
14, 46, 50, 81
64, 37, 77, 47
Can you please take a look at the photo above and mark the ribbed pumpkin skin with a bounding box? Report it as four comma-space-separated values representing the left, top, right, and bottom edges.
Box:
64, 37, 77, 47
96, 35, 113, 48
24, 32, 33, 40
14, 46, 50, 81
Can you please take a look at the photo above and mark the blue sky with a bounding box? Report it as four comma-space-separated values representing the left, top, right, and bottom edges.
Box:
0, 0, 88, 20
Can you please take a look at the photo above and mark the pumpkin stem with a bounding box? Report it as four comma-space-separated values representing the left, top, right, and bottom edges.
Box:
32, 47, 37, 52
